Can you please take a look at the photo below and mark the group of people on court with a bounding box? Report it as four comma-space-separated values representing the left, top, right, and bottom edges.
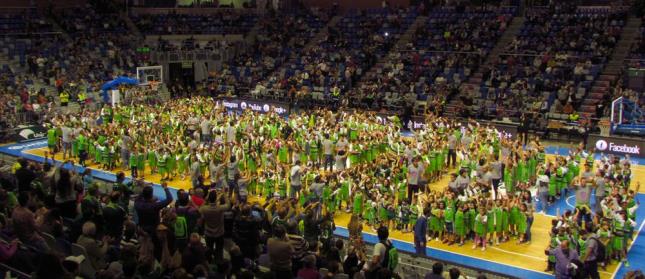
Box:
545, 152, 639, 279
41, 97, 638, 274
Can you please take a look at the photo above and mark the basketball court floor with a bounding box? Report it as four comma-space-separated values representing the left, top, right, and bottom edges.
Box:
1, 140, 643, 279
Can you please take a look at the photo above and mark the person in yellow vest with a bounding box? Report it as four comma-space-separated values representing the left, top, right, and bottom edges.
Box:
568, 111, 580, 123
331, 85, 341, 98
78, 91, 86, 107
60, 91, 69, 106
331, 84, 341, 109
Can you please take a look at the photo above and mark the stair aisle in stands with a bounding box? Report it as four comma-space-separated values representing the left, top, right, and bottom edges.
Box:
579, 16, 642, 119
443, 16, 525, 118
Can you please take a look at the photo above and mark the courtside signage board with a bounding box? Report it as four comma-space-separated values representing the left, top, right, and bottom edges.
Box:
12, 125, 47, 142
217, 98, 290, 116
588, 134, 644, 157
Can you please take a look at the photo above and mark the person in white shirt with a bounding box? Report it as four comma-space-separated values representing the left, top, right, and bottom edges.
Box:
290, 162, 304, 198
61, 124, 73, 160
226, 121, 236, 144
336, 136, 348, 153
407, 158, 420, 203
536, 168, 550, 212
322, 134, 334, 172
200, 117, 211, 143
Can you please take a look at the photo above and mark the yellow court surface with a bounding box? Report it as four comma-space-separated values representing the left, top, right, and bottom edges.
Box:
24, 147, 645, 278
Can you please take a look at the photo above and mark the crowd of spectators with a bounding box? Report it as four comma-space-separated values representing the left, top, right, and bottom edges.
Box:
0, 157, 412, 279
0, 5, 151, 136
209, 8, 329, 96
462, 4, 627, 120
353, 6, 513, 112
0, 9, 54, 35
0, 2, 639, 136
617, 15, 645, 122
243, 7, 416, 107
0, 69, 53, 142
132, 11, 258, 35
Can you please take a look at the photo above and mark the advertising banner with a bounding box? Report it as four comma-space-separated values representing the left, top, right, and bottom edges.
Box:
587, 134, 644, 158
217, 98, 290, 116
11, 125, 47, 142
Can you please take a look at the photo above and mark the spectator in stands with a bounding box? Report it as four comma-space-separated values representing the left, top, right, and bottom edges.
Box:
102, 191, 127, 240
76, 221, 109, 270
134, 182, 173, 260
298, 254, 320, 279
365, 226, 393, 274
267, 224, 294, 278
232, 204, 261, 259
182, 233, 208, 273
14, 159, 35, 193
12, 194, 48, 252
449, 267, 464, 279
425, 262, 445, 279
135, 183, 173, 233
199, 189, 230, 262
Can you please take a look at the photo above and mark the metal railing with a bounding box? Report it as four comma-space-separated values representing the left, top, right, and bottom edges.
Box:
0, 263, 31, 279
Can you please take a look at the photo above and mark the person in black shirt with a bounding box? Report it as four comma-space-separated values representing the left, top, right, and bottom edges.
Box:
103, 191, 126, 240
135, 183, 173, 233
135, 182, 173, 260
112, 172, 133, 211
519, 113, 531, 146
15, 159, 36, 193
233, 204, 261, 259
303, 205, 323, 246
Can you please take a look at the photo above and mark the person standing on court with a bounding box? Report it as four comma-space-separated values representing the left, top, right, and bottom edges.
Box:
407, 158, 420, 203
414, 207, 429, 255
582, 228, 600, 279
447, 132, 457, 167
290, 161, 304, 198
322, 134, 334, 172
547, 239, 579, 279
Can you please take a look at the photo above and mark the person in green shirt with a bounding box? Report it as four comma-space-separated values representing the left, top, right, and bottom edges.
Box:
77, 132, 88, 166
129, 149, 139, 178
47, 126, 58, 155
454, 204, 466, 246
432, 201, 445, 242
473, 207, 488, 251
136, 147, 146, 179
339, 178, 350, 212
364, 201, 377, 228
444, 197, 456, 245
465, 201, 477, 241
486, 203, 496, 245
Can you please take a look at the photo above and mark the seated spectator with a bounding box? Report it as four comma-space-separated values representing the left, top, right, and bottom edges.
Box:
425, 262, 445, 279
298, 255, 321, 279
76, 221, 110, 270
12, 193, 48, 251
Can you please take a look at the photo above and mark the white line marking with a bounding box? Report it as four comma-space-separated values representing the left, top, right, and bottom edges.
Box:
566, 194, 575, 209
489, 246, 546, 261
